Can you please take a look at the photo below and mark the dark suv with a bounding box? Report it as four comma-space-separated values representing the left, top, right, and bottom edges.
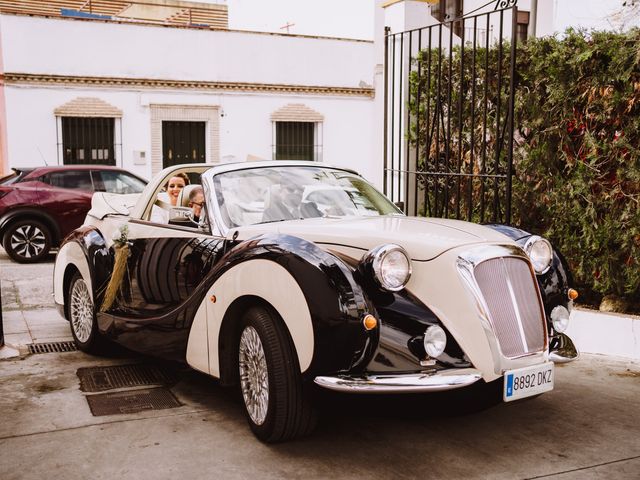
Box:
0, 165, 147, 263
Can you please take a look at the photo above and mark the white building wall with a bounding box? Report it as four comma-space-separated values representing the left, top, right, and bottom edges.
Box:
1, 15, 374, 88
0, 14, 380, 185
3, 86, 377, 183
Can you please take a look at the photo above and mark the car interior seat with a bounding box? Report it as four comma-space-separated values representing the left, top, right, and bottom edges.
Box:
177, 184, 202, 208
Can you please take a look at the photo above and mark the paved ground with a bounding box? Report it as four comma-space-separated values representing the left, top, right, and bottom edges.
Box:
0, 249, 68, 350
1, 249, 640, 480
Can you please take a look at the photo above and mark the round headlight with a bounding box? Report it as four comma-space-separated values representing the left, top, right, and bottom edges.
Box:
524, 235, 553, 274
371, 244, 411, 291
423, 325, 447, 358
550, 305, 570, 333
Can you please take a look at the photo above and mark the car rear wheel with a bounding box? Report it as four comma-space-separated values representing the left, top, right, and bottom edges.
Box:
68, 272, 106, 354
238, 306, 317, 443
2, 219, 52, 263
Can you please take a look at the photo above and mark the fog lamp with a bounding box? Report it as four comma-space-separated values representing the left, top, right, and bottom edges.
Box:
550, 305, 570, 333
423, 325, 447, 358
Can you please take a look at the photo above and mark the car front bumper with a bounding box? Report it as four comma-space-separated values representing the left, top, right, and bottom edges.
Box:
314, 367, 482, 393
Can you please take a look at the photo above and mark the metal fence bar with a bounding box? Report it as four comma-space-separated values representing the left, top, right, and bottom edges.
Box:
414, 29, 422, 217
434, 23, 443, 217
397, 32, 404, 210
456, 18, 465, 220
383, 27, 390, 197
423, 26, 432, 217
444, 24, 453, 218
480, 12, 491, 223
390, 32, 396, 200
506, 7, 518, 225
405, 31, 412, 214
493, 9, 505, 222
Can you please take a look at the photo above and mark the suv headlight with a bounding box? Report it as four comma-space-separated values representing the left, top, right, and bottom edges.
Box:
370, 244, 412, 292
524, 235, 553, 274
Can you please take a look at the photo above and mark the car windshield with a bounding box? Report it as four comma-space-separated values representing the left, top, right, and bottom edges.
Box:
212, 166, 401, 228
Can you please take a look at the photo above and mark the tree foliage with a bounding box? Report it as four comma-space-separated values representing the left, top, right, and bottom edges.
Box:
514, 29, 639, 305
408, 28, 640, 306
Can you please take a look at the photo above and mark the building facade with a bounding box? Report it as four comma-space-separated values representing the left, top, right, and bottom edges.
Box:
0, 1, 380, 185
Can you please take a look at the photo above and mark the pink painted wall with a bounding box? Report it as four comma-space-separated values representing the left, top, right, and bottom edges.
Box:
0, 21, 8, 176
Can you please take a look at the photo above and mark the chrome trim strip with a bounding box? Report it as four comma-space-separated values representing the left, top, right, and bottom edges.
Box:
314, 368, 482, 393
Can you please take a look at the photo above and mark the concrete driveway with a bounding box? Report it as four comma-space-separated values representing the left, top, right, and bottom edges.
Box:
1, 250, 639, 480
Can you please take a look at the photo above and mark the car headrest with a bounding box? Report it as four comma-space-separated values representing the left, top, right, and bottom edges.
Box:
177, 184, 203, 208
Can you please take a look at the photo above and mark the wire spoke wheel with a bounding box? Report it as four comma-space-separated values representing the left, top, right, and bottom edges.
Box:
239, 326, 269, 426
70, 277, 94, 344
237, 306, 317, 442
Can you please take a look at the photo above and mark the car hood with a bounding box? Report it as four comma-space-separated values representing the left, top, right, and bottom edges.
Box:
233, 215, 512, 261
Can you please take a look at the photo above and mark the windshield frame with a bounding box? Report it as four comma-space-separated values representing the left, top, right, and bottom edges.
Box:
204, 164, 403, 236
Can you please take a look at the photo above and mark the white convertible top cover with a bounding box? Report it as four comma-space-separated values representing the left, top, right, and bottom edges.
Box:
87, 192, 141, 220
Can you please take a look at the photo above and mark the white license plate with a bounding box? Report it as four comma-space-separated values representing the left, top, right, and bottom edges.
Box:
503, 362, 554, 402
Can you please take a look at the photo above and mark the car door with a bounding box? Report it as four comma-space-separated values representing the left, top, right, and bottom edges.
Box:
37, 170, 94, 238
96, 211, 226, 359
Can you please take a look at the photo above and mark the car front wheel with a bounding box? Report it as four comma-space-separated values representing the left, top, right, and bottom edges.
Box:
238, 306, 317, 443
68, 273, 106, 354
2, 219, 52, 263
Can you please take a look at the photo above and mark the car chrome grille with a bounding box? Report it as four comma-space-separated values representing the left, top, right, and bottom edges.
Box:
473, 257, 546, 358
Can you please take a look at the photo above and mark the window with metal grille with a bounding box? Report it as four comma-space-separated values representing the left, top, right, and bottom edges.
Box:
61, 117, 115, 165
516, 10, 530, 43
273, 122, 321, 161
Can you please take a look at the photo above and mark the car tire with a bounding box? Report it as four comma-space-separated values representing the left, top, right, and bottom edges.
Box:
68, 272, 106, 354
2, 219, 52, 263
238, 306, 317, 443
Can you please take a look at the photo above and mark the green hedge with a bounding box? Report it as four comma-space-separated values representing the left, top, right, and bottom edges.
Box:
407, 28, 640, 307
513, 29, 639, 307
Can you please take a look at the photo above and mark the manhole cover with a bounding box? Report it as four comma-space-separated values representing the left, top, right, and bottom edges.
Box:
77, 364, 178, 392
85, 387, 182, 416
28, 342, 78, 354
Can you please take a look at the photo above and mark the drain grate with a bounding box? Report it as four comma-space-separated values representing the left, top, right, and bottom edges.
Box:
77, 363, 178, 393
28, 341, 78, 354
85, 387, 182, 416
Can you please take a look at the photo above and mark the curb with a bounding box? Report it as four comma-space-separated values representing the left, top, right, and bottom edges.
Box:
567, 307, 640, 360
0, 343, 21, 360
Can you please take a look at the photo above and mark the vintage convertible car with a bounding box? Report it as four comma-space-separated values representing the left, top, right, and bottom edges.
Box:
53, 161, 579, 442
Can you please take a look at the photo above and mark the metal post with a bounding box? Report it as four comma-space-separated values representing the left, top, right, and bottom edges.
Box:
506, 7, 518, 225
528, 0, 537, 39
383, 27, 390, 196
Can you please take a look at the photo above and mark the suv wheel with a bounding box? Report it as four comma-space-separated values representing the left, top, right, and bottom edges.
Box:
2, 219, 52, 263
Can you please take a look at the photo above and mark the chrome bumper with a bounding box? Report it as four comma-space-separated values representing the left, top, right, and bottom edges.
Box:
549, 333, 579, 363
314, 368, 482, 393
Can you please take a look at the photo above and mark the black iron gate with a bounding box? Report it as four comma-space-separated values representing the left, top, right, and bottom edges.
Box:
384, 0, 518, 224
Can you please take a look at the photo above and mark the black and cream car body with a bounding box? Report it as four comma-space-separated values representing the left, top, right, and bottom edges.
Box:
53, 161, 578, 442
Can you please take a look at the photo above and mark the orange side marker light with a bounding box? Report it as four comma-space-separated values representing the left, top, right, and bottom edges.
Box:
363, 314, 377, 331
568, 288, 579, 301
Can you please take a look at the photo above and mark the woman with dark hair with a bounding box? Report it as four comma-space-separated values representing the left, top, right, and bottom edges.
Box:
166, 172, 190, 207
